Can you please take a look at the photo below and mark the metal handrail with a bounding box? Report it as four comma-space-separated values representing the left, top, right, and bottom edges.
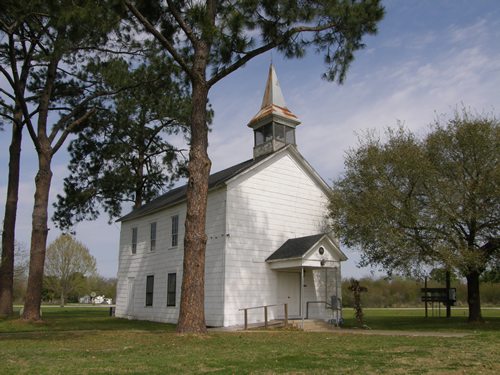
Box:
239, 303, 288, 330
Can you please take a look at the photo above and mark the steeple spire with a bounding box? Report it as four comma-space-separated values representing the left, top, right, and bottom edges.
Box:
247, 64, 301, 159
260, 64, 287, 109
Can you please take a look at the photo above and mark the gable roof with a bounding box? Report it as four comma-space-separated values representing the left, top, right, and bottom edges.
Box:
118, 156, 265, 222
118, 145, 331, 223
266, 234, 325, 261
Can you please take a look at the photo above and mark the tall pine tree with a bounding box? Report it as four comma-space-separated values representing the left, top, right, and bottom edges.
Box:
123, 0, 384, 333
53, 49, 192, 229
1, 0, 123, 320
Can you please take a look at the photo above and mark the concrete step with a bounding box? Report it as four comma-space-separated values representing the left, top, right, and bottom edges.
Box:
291, 319, 339, 331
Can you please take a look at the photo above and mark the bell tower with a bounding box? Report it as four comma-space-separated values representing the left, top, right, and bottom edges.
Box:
247, 64, 301, 159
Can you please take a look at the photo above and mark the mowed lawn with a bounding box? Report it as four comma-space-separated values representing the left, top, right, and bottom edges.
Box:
0, 307, 499, 374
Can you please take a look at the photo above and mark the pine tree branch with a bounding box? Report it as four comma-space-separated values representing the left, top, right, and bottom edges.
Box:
4, 33, 39, 150
19, 29, 39, 85
0, 112, 15, 122
36, 53, 60, 142
0, 87, 15, 101
207, 21, 339, 87
52, 108, 96, 155
166, 0, 197, 44
75, 45, 147, 56
207, 41, 277, 87
49, 83, 142, 151
124, 0, 194, 80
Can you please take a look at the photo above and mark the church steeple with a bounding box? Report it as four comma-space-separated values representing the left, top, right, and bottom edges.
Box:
248, 64, 301, 158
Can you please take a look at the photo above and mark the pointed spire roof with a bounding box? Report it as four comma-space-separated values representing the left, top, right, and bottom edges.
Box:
261, 64, 287, 109
247, 64, 300, 128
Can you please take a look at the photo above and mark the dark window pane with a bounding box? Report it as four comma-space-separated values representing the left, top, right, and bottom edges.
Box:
167, 273, 176, 307
255, 124, 273, 145
150, 222, 156, 251
275, 124, 285, 142
255, 128, 264, 145
263, 124, 273, 142
131, 227, 137, 254
146, 275, 154, 306
171, 215, 179, 247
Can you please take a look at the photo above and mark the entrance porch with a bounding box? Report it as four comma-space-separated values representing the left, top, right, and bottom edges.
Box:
266, 233, 347, 325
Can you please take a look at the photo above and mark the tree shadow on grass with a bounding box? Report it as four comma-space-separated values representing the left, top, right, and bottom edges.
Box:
0, 307, 175, 335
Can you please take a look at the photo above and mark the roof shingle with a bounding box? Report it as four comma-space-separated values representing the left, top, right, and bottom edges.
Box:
118, 156, 266, 222
266, 234, 325, 261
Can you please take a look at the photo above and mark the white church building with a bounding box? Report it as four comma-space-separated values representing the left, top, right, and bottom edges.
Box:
115, 65, 347, 327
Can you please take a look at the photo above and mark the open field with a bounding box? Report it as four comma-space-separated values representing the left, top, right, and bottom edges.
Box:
1, 307, 499, 374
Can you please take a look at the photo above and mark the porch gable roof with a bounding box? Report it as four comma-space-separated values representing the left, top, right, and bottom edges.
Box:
266, 234, 324, 261
266, 233, 347, 270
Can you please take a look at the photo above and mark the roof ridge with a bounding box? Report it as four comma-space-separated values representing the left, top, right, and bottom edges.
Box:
118, 156, 266, 222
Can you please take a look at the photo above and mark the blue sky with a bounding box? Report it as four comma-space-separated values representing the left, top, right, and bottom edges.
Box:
1, 1, 500, 278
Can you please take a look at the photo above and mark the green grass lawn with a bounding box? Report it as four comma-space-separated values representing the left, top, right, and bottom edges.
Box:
0, 307, 499, 374
342, 307, 500, 331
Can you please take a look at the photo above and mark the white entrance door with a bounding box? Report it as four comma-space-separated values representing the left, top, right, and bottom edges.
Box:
278, 272, 301, 317
127, 277, 135, 316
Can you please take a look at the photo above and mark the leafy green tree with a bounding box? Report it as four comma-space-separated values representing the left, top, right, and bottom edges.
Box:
429, 268, 458, 285
44, 235, 97, 307
53, 50, 192, 229
123, 0, 385, 333
481, 268, 500, 283
329, 110, 500, 322
0, 0, 123, 320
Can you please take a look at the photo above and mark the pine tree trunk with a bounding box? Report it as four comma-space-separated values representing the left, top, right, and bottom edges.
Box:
22, 145, 53, 321
466, 270, 483, 323
177, 55, 211, 334
0, 115, 23, 317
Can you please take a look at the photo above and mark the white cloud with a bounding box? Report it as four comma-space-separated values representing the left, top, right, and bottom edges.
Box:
448, 18, 489, 44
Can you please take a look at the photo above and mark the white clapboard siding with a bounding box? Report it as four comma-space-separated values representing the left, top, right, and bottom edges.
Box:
223, 150, 330, 326
116, 147, 341, 327
115, 188, 227, 326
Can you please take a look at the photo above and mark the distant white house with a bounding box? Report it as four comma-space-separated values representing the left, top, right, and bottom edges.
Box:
115, 65, 347, 327
79, 295, 112, 305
